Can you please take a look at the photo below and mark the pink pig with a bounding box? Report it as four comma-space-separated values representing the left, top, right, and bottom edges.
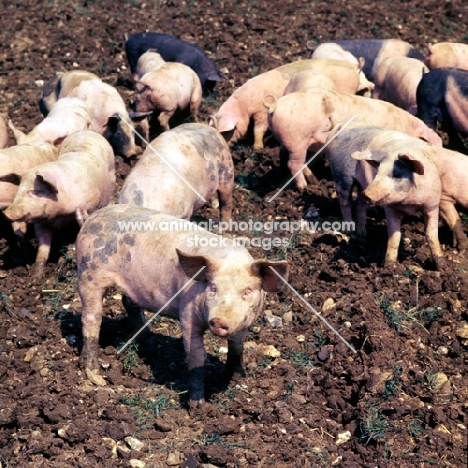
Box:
267, 88, 442, 190
76, 204, 289, 406
210, 58, 365, 150
133, 62, 202, 139
4, 131, 115, 278
424, 42, 468, 71
372, 56, 428, 114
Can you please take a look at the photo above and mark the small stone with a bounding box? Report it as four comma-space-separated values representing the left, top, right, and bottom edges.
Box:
124, 436, 144, 452
296, 335, 306, 342
282, 311, 293, 323
322, 298, 335, 312
262, 345, 280, 358
166, 451, 182, 466
263, 313, 282, 328
40, 367, 50, 377
129, 460, 146, 468
437, 346, 449, 356
455, 324, 468, 339
336, 430, 351, 445
116, 442, 131, 459
24, 346, 38, 362
218, 346, 228, 354
332, 455, 343, 465
344, 321, 352, 328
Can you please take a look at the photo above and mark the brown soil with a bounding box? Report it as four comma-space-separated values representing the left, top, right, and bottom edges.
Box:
0, 1, 467, 467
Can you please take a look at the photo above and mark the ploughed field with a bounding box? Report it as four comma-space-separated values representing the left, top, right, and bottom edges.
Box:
0, 1, 467, 467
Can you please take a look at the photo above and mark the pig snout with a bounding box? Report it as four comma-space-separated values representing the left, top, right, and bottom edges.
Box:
208, 317, 230, 337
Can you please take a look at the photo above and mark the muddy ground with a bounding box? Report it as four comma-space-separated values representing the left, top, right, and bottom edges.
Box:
0, 0, 467, 467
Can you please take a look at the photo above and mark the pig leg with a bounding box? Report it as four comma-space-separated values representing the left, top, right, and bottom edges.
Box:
76, 207, 89, 227
179, 303, 208, 406
122, 295, 150, 340
225, 328, 248, 378
439, 202, 468, 251
31, 223, 53, 279
157, 110, 175, 132
190, 90, 202, 123
252, 114, 269, 151
79, 286, 107, 386
354, 192, 369, 238
287, 148, 310, 191
423, 207, 445, 270
217, 188, 233, 223
383, 207, 403, 267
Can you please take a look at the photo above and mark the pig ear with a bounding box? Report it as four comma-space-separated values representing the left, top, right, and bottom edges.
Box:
0, 173, 22, 185
251, 260, 289, 293
35, 171, 58, 194
217, 116, 238, 133
398, 153, 425, 175
176, 248, 211, 281
358, 57, 365, 70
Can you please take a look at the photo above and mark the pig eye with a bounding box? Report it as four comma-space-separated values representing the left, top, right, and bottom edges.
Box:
208, 283, 217, 294
242, 288, 252, 300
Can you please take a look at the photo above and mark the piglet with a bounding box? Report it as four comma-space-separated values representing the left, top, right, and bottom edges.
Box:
76, 204, 289, 406
3, 131, 115, 278
133, 62, 202, 139
119, 123, 233, 221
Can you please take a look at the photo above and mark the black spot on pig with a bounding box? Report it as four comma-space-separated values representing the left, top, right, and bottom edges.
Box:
123, 234, 136, 246
126, 252, 132, 261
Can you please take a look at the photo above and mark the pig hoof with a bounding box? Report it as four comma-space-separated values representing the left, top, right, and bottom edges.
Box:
85, 368, 107, 386
435, 257, 446, 271
189, 398, 205, 411
30, 261, 46, 279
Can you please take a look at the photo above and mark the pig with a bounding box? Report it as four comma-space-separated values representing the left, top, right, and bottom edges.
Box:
308, 39, 424, 81
424, 42, 468, 71
283, 69, 337, 94
372, 56, 428, 113
119, 123, 233, 222
133, 62, 202, 139
416, 67, 468, 153
134, 50, 166, 80
9, 97, 95, 147
3, 131, 115, 278
76, 203, 289, 405
328, 122, 468, 258
210, 58, 366, 150
309, 43, 374, 96
39, 70, 101, 116
266, 87, 442, 190
0, 115, 8, 149
69, 79, 141, 158
125, 32, 226, 90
